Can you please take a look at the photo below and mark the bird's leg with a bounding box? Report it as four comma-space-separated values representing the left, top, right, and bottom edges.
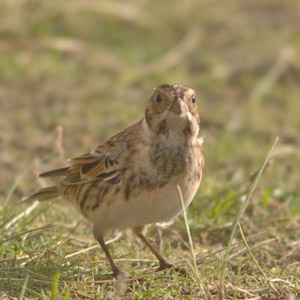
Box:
93, 225, 125, 277
136, 232, 172, 271
93, 233, 124, 277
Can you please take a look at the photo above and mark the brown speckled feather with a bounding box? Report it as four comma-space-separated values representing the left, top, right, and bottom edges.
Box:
62, 123, 141, 186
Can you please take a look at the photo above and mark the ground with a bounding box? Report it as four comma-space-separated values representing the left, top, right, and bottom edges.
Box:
0, 0, 299, 299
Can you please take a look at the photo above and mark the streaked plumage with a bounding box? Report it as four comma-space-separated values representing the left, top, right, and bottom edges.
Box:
28, 83, 204, 276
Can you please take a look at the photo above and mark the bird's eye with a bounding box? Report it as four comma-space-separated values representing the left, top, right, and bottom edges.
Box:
192, 95, 196, 103
156, 94, 162, 103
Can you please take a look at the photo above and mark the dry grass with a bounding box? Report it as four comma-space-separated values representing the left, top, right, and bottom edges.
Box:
1, 0, 300, 298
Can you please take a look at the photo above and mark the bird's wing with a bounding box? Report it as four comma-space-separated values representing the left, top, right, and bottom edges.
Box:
62, 137, 129, 186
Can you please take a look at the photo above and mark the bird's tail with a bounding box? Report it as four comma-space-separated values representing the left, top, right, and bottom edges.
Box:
23, 186, 60, 202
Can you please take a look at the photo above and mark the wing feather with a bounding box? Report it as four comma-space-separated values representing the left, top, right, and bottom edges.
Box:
62, 138, 129, 186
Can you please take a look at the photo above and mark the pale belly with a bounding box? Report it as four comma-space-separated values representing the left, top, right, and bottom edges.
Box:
86, 174, 201, 236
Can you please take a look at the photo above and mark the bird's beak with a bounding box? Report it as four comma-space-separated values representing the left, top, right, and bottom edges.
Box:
169, 97, 187, 115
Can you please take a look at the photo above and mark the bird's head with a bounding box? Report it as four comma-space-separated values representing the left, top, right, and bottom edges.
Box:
144, 84, 200, 140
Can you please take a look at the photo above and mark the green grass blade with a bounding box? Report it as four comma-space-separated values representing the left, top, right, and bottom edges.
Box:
50, 272, 60, 300
62, 287, 70, 300
177, 185, 200, 280
0, 224, 56, 245
238, 223, 268, 281
219, 137, 279, 298
2, 152, 57, 208
3, 176, 23, 208
18, 274, 29, 300
40, 290, 46, 300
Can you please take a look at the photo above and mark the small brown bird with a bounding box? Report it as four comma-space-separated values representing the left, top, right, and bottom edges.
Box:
28, 84, 204, 277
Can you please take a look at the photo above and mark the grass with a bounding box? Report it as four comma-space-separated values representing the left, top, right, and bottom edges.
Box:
1, 0, 300, 298
219, 137, 279, 299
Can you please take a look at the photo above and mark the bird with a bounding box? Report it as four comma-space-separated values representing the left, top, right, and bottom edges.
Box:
27, 83, 204, 277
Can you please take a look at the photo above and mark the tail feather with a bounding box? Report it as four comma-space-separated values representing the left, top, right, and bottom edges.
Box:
39, 167, 69, 177
23, 186, 60, 202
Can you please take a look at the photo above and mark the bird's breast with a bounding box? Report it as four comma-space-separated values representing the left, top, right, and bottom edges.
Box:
121, 140, 201, 201
149, 140, 195, 177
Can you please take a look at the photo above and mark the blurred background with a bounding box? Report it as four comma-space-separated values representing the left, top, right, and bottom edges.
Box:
1, 0, 300, 200
0, 0, 300, 297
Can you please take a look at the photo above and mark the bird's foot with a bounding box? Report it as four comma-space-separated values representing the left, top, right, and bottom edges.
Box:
156, 260, 172, 272
156, 262, 187, 275
113, 267, 129, 279
173, 267, 187, 275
